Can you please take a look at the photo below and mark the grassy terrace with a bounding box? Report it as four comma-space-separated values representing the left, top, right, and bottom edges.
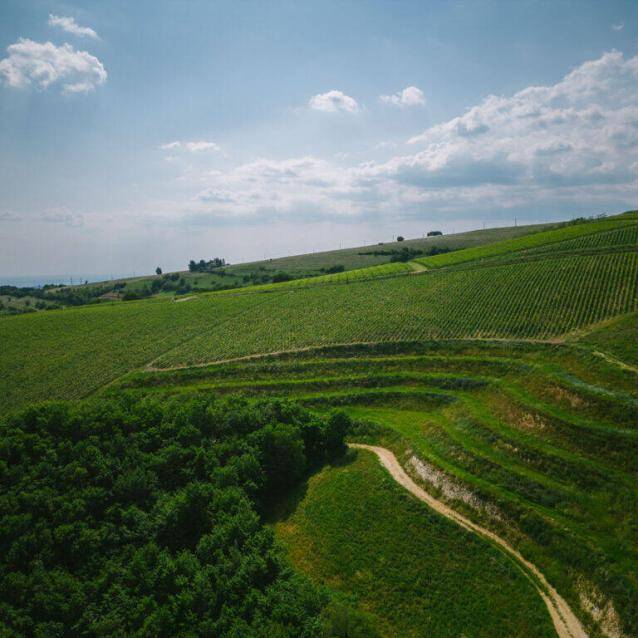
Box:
272, 450, 556, 638
108, 337, 638, 638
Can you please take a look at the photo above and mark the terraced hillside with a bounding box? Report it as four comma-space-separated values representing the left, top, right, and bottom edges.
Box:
107, 337, 638, 638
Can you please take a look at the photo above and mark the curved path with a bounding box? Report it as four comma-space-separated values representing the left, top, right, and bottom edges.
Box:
349, 443, 588, 638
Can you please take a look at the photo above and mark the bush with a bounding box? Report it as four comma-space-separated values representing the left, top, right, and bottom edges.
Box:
323, 265, 345, 274
272, 272, 293, 283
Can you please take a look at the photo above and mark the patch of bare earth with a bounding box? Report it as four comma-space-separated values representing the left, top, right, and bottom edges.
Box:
407, 455, 501, 520
578, 582, 628, 638
547, 385, 585, 409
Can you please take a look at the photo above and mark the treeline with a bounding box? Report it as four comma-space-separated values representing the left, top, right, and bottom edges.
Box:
121, 273, 192, 300
188, 258, 227, 272
0, 395, 376, 636
0, 284, 109, 309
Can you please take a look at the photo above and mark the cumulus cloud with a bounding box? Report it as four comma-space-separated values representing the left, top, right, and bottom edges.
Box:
0, 39, 107, 93
179, 51, 638, 224
309, 90, 359, 113
380, 86, 426, 107
48, 15, 99, 39
160, 140, 220, 152
400, 50, 638, 191
612, 23, 624, 31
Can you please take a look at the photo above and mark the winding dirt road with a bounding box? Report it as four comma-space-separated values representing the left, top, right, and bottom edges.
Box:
349, 443, 589, 638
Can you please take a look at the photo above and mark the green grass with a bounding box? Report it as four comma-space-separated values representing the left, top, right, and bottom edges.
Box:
273, 450, 556, 638
571, 311, 638, 367
213, 261, 413, 295
416, 218, 637, 269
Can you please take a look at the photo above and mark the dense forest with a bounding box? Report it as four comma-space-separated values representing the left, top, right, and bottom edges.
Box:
0, 395, 370, 637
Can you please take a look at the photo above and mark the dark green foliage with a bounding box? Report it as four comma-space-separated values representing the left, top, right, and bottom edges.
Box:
272, 272, 293, 283
0, 396, 350, 636
322, 265, 345, 274
189, 258, 226, 272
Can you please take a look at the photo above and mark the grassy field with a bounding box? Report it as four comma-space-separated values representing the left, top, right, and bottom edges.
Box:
569, 311, 638, 368
272, 450, 556, 638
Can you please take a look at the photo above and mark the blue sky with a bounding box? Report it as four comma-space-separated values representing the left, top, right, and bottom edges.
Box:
1, 0, 637, 276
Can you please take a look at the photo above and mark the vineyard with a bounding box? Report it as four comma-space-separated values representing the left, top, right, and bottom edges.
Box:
152, 251, 638, 368
222, 221, 558, 276
1, 241, 637, 412
416, 217, 638, 269
108, 338, 638, 638
517, 223, 638, 256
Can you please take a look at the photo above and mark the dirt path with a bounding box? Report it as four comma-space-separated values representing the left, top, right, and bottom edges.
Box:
173, 295, 197, 303
349, 443, 589, 638
591, 349, 638, 374
145, 336, 557, 372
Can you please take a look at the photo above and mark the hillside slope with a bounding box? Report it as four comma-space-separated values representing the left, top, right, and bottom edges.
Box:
1, 218, 637, 412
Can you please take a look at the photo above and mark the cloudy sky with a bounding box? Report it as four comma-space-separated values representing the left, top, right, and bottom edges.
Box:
1, 0, 637, 277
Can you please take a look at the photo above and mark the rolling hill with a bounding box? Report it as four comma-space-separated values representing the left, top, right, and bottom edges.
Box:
1, 210, 637, 637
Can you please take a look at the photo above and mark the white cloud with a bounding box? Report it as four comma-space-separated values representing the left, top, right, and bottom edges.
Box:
380, 86, 426, 107
612, 23, 624, 31
309, 90, 359, 113
48, 15, 99, 39
0, 39, 107, 93
39, 209, 83, 227
0, 212, 21, 222
174, 51, 638, 225
160, 140, 220, 152
398, 50, 638, 190
184, 141, 220, 152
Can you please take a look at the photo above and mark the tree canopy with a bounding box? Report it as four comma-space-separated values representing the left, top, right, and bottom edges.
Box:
0, 395, 358, 637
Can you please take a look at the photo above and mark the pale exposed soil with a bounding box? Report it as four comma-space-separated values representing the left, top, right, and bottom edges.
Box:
349, 443, 589, 638
407, 261, 428, 273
